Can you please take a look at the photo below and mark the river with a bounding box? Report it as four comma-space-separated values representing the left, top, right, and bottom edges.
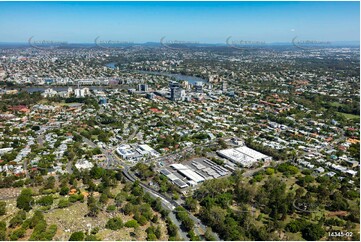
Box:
105, 62, 207, 85
3, 63, 208, 93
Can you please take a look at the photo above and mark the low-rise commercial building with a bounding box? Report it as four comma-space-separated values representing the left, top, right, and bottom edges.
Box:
217, 146, 271, 167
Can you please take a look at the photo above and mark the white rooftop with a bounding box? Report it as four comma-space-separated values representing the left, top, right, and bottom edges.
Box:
217, 146, 270, 167
171, 164, 205, 183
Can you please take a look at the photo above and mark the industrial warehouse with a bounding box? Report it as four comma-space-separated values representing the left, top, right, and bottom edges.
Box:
217, 146, 272, 167
158, 158, 231, 189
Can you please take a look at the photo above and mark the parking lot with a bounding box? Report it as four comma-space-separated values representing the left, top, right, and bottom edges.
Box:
157, 157, 232, 190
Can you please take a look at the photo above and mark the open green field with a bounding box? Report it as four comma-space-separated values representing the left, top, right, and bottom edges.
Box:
337, 112, 360, 120
330, 102, 344, 107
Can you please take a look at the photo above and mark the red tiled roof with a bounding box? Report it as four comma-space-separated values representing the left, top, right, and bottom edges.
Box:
149, 108, 162, 113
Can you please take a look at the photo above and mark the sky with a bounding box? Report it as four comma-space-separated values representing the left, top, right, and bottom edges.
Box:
0, 1, 359, 43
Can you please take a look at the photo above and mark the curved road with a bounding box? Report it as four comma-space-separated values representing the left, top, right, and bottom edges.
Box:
78, 132, 220, 240
120, 167, 190, 240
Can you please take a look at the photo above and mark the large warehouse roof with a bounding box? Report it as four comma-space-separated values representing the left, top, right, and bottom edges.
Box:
217, 146, 271, 167
235, 146, 270, 160
171, 164, 205, 183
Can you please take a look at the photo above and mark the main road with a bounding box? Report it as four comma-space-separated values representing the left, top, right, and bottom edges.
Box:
78, 133, 191, 240
78, 132, 220, 240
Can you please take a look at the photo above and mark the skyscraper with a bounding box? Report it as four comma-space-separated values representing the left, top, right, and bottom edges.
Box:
194, 82, 203, 93
169, 81, 181, 89
171, 87, 182, 101
222, 81, 228, 92
138, 84, 148, 92
170, 81, 182, 101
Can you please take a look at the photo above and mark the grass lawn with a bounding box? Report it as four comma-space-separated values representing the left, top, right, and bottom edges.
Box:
330, 102, 344, 107
337, 112, 360, 120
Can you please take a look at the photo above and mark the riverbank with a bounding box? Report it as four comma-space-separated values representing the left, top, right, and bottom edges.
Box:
105, 62, 208, 85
